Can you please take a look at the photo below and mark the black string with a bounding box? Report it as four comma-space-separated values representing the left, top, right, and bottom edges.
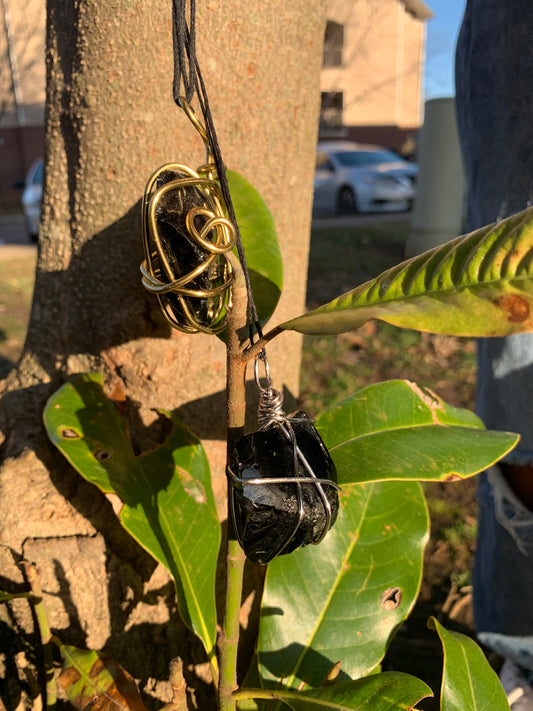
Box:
172, 0, 196, 104
171, 0, 264, 343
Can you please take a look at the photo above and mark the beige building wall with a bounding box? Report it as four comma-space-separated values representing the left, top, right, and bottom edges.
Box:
321, 0, 431, 132
0, 0, 45, 128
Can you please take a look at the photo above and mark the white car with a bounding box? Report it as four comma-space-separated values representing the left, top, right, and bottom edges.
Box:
313, 141, 417, 216
21, 158, 43, 242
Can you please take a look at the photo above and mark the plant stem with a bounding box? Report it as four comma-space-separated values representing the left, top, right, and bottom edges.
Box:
218, 253, 249, 711
23, 561, 57, 711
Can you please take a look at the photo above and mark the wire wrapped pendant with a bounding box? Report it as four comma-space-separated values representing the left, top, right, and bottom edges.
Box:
228, 361, 340, 565
140, 100, 236, 334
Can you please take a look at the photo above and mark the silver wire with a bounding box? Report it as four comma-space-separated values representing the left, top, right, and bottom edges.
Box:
228, 356, 340, 558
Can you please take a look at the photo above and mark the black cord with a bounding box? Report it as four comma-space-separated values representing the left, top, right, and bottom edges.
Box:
172, 0, 196, 104
171, 0, 264, 343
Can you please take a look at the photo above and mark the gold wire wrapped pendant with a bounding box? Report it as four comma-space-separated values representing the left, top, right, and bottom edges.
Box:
140, 101, 236, 334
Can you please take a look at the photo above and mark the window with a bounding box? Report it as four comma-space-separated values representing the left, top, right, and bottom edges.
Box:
320, 92, 343, 130
323, 21, 344, 67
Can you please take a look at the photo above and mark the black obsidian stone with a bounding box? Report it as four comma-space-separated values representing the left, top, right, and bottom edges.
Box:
231, 412, 339, 564
151, 170, 228, 328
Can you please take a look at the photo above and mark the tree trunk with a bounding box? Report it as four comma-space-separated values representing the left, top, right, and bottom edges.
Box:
0, 1, 326, 706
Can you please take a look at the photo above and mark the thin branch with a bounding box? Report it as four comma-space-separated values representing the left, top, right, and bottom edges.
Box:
159, 658, 188, 711
241, 324, 285, 361
218, 252, 249, 711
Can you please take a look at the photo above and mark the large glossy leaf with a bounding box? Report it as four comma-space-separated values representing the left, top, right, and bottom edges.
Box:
58, 645, 148, 711
257, 481, 429, 690
315, 380, 518, 486
235, 672, 432, 710
227, 169, 283, 327
43, 373, 220, 668
429, 618, 509, 711
280, 207, 533, 336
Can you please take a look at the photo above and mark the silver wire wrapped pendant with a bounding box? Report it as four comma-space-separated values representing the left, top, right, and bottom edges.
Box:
228, 370, 340, 564
230, 413, 339, 564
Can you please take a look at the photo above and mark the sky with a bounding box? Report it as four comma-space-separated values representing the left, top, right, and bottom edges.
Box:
423, 0, 467, 99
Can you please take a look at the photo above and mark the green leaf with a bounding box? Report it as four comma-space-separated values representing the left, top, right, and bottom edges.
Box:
315, 380, 518, 486
257, 481, 429, 689
227, 169, 283, 328
429, 617, 509, 711
58, 645, 149, 711
43, 373, 220, 668
235, 671, 432, 710
280, 207, 533, 336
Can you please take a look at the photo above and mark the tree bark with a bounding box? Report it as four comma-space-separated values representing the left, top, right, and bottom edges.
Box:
0, 0, 326, 707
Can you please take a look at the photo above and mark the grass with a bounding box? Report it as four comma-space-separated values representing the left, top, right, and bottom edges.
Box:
299, 220, 478, 600
300, 325, 476, 413
300, 220, 477, 412
301, 216, 479, 595
299, 218, 479, 710
0, 254, 36, 378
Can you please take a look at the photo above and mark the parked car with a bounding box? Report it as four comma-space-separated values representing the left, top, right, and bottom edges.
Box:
21, 158, 43, 242
313, 141, 417, 216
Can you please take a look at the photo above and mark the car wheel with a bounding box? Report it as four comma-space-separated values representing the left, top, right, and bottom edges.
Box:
336, 186, 358, 215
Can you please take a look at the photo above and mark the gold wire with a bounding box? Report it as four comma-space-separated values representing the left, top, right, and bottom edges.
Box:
177, 97, 213, 164
140, 146, 236, 333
